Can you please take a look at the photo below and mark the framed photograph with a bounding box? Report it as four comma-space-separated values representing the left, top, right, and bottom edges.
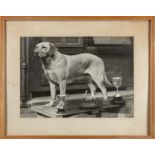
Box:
0, 16, 154, 138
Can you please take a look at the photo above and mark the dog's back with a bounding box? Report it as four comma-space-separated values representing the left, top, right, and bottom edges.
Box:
63, 53, 104, 82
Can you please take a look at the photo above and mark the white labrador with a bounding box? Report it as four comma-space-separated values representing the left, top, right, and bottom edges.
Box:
33, 42, 111, 109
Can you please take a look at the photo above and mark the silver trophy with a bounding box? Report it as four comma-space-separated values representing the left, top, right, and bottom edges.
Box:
111, 77, 125, 105
112, 77, 122, 97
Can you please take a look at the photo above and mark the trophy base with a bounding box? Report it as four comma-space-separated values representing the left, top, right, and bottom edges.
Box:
111, 96, 125, 105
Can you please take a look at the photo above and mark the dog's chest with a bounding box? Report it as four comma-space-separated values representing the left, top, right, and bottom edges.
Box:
44, 70, 59, 84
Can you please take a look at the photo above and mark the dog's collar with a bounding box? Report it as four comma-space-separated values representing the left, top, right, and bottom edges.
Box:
40, 54, 54, 59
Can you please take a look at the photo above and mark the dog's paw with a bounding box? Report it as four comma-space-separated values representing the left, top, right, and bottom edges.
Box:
103, 96, 108, 101
103, 100, 109, 104
102, 97, 109, 104
56, 101, 65, 109
44, 101, 55, 107
45, 99, 58, 107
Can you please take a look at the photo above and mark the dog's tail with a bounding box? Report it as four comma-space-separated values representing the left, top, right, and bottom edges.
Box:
104, 74, 112, 86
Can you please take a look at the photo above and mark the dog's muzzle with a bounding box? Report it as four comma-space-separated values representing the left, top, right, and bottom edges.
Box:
33, 48, 39, 56
33, 51, 46, 58
33, 52, 37, 56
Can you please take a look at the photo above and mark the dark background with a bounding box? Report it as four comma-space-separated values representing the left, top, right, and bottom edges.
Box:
20, 37, 133, 105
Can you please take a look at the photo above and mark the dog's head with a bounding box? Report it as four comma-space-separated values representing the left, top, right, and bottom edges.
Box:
34, 42, 57, 58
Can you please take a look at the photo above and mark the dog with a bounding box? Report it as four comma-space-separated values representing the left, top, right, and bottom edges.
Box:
33, 42, 112, 109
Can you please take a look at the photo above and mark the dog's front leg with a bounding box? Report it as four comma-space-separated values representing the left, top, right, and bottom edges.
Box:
45, 81, 56, 106
56, 80, 66, 110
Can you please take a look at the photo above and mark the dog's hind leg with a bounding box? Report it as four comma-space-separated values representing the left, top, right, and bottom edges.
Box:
88, 81, 96, 101
95, 80, 108, 103
89, 73, 108, 104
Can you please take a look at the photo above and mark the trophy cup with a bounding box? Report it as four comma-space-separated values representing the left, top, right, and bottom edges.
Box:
111, 77, 125, 105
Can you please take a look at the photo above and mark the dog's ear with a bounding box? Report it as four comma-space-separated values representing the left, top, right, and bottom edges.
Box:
48, 43, 58, 56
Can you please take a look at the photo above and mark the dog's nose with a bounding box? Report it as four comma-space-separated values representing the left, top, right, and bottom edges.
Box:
33, 51, 38, 56
33, 52, 37, 56
33, 48, 39, 56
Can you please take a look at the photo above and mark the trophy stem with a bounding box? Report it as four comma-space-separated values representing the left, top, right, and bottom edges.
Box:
116, 86, 119, 93
115, 86, 120, 97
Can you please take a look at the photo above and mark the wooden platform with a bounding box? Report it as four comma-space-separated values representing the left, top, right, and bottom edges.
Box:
29, 90, 133, 118
29, 91, 133, 118
31, 103, 121, 118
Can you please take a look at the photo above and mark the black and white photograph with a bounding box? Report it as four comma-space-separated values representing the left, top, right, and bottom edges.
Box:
20, 36, 134, 118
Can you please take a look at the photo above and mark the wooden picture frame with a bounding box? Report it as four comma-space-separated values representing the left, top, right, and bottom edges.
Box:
0, 16, 154, 139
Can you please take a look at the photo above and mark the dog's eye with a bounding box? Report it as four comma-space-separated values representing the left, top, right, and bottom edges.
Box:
42, 46, 46, 49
